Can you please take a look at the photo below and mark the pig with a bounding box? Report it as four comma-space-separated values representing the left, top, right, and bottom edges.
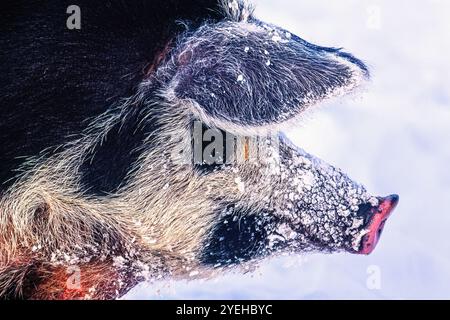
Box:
0, 0, 398, 299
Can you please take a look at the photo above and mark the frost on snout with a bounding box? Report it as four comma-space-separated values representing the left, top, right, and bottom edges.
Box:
260, 135, 398, 255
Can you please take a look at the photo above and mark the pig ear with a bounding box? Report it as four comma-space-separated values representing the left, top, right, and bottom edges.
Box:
169, 23, 369, 135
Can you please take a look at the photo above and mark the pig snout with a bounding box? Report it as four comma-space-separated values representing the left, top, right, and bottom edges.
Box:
259, 134, 400, 255
356, 194, 399, 255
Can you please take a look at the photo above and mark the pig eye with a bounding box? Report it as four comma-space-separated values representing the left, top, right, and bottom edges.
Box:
191, 121, 252, 174
192, 121, 230, 173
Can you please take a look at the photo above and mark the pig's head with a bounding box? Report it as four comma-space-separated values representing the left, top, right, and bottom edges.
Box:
132, 0, 400, 267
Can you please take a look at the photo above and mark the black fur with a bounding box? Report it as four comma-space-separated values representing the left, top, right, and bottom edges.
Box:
0, 0, 222, 192
78, 106, 157, 196
201, 206, 281, 265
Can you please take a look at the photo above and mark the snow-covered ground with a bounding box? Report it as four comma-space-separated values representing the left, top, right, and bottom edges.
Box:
125, 0, 450, 299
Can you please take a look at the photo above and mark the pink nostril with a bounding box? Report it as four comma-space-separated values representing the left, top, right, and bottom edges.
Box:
358, 194, 399, 255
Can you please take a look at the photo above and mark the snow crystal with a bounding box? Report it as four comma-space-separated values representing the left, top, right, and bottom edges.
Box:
229, 0, 238, 8
301, 171, 315, 187
234, 176, 245, 192
267, 234, 285, 249
113, 256, 127, 268
31, 244, 42, 252
189, 271, 199, 277
369, 197, 379, 207
271, 34, 282, 42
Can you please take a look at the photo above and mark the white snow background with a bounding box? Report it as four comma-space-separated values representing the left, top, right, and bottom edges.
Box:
125, 0, 450, 299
